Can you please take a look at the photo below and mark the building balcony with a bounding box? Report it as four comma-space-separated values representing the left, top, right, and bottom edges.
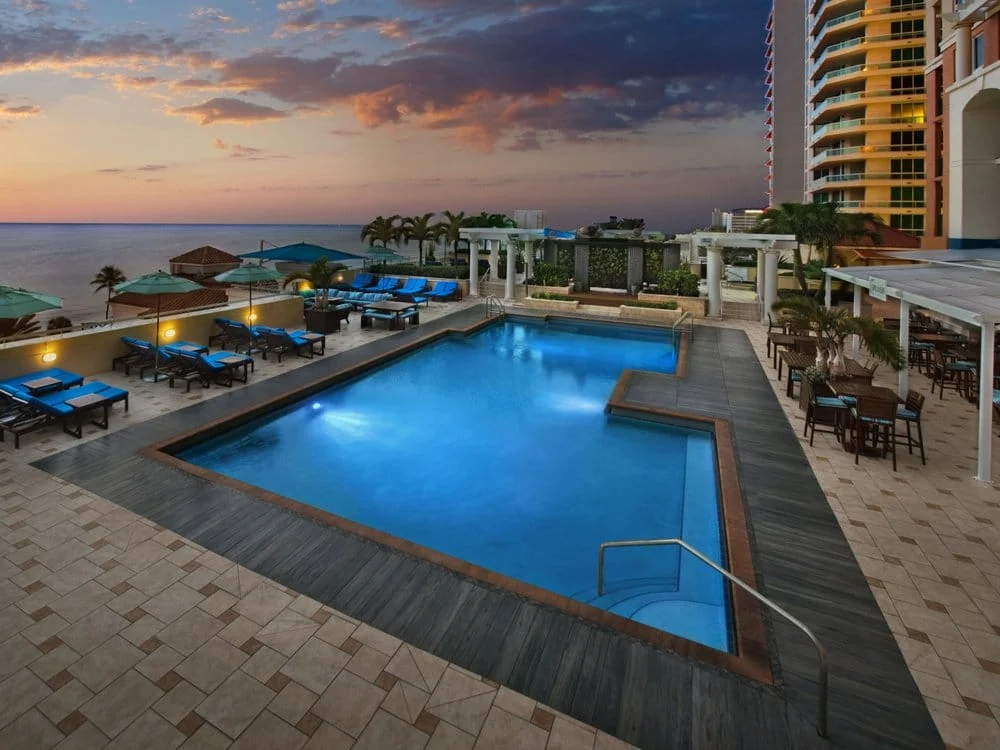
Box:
953, 0, 1000, 24
810, 0, 864, 26
811, 3, 925, 48
812, 87, 926, 121
834, 200, 925, 210
810, 172, 927, 190
809, 144, 926, 169
810, 116, 925, 146
812, 31, 925, 73
811, 60, 925, 97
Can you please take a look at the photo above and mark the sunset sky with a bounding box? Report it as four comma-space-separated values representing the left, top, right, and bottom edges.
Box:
0, 0, 769, 231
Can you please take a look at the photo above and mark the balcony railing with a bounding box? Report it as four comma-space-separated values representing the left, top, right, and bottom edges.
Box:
834, 200, 925, 209
811, 59, 926, 89
811, 172, 927, 188
811, 3, 925, 44
812, 31, 924, 71
812, 116, 924, 142
809, 143, 927, 167
812, 86, 927, 119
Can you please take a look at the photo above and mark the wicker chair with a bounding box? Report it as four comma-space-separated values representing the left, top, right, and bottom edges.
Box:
851, 396, 898, 471
895, 390, 926, 465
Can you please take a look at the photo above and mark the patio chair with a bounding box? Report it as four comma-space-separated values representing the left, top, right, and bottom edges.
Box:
0, 368, 84, 396
803, 383, 847, 446
0, 381, 129, 447
425, 281, 460, 301
260, 328, 319, 362
895, 390, 926, 465
930, 349, 975, 400
336, 272, 375, 291
112, 336, 155, 375
766, 313, 786, 357
392, 278, 429, 297
175, 351, 252, 388
209, 318, 233, 348
370, 277, 402, 293
850, 396, 898, 471
908, 341, 935, 375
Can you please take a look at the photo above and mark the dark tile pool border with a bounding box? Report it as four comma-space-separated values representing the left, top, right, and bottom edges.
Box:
143, 316, 761, 679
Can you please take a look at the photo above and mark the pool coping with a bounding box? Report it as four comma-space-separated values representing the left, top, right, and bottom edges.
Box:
142, 314, 768, 678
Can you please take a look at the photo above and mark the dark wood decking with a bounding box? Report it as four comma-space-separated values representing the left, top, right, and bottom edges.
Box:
34, 310, 941, 749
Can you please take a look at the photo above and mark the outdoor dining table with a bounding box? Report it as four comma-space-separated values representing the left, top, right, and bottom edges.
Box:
827, 381, 902, 455
768, 333, 826, 368
913, 332, 966, 347
777, 352, 873, 397
360, 300, 418, 331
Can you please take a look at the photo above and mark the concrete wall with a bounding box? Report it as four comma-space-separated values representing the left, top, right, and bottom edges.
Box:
0, 296, 304, 381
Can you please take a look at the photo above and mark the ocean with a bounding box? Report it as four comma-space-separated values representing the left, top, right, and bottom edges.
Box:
0, 224, 398, 323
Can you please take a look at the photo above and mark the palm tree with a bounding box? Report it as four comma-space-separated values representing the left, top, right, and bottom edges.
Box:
808, 202, 880, 268
47, 316, 73, 331
438, 210, 466, 262
360, 215, 402, 249
91, 265, 127, 319
282, 257, 345, 311
772, 295, 904, 371
401, 213, 438, 266
0, 314, 41, 340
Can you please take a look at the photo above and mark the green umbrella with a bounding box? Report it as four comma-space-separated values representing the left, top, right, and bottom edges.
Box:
114, 271, 203, 382
0, 286, 63, 319
214, 263, 282, 326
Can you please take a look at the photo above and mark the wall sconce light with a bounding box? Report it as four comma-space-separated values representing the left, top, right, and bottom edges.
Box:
163, 327, 176, 340
336, 274, 344, 282
248, 311, 258, 322
42, 350, 57, 364
300, 282, 312, 292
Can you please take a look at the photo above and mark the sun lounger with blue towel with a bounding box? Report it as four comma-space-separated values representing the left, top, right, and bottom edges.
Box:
424, 280, 460, 301
0, 380, 129, 447
0, 368, 84, 396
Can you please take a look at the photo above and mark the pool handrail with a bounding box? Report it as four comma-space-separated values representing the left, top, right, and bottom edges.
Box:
485, 295, 506, 319
597, 537, 829, 738
671, 311, 693, 345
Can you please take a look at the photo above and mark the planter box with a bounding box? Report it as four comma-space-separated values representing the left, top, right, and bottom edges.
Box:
619, 305, 684, 325
525, 297, 580, 312
528, 285, 573, 297
636, 293, 706, 317
304, 308, 345, 334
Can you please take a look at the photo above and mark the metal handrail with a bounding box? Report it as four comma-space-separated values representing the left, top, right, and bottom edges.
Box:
671, 311, 693, 345
597, 538, 829, 738
485, 294, 506, 318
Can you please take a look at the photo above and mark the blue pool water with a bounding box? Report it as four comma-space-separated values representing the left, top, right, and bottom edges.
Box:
179, 318, 732, 652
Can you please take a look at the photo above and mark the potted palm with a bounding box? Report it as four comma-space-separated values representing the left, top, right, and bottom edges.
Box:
283, 257, 347, 334
773, 296, 905, 376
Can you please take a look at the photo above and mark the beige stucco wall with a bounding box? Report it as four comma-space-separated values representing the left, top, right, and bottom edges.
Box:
636, 293, 707, 317
0, 296, 303, 381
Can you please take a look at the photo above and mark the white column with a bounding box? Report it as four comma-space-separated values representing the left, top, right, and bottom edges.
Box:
488, 240, 499, 283
976, 324, 995, 482
824, 273, 832, 309
468, 235, 479, 297
504, 240, 516, 302
763, 249, 779, 320
706, 245, 722, 318
898, 300, 910, 397
524, 239, 535, 283
852, 284, 863, 358
756, 250, 766, 306
955, 25, 972, 81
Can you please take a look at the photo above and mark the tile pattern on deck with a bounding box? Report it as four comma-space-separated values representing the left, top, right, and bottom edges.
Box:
708, 318, 1000, 750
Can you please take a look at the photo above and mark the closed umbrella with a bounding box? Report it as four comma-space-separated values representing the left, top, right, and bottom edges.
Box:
0, 286, 63, 319
214, 263, 282, 325
114, 271, 202, 382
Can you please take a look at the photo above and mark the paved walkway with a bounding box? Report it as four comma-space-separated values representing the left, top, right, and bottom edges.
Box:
0, 303, 633, 749
715, 319, 1000, 749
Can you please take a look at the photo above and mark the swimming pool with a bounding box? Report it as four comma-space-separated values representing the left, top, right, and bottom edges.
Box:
178, 317, 732, 652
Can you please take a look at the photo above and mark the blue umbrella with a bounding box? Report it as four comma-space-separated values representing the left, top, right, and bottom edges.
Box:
240, 242, 365, 264
114, 271, 203, 382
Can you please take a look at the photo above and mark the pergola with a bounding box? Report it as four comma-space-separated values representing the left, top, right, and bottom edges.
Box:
823, 263, 1000, 482
458, 228, 566, 301
693, 232, 799, 319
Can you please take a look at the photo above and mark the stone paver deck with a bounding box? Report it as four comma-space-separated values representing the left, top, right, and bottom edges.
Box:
718, 319, 1000, 750
0, 302, 634, 749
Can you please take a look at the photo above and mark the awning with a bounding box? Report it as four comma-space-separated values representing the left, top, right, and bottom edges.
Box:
240, 242, 366, 264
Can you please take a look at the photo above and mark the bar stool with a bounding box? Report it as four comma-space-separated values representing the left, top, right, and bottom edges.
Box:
909, 342, 935, 376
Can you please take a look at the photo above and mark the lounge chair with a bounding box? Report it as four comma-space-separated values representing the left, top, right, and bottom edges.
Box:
112, 336, 156, 375
0, 381, 129, 447
338, 272, 376, 291
392, 278, 429, 296
0, 368, 84, 396
214, 320, 266, 354
424, 280, 460, 301
370, 277, 402, 293
260, 328, 323, 362
174, 351, 254, 389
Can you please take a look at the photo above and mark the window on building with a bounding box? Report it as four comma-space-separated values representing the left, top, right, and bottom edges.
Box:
890, 214, 925, 235
890, 186, 925, 205
891, 130, 926, 151
891, 74, 925, 94
891, 159, 926, 177
973, 35, 985, 70
891, 47, 926, 67
891, 102, 925, 122
891, 19, 924, 37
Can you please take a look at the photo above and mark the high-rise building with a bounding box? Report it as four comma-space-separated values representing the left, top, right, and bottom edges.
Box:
806, 1, 928, 237
923, 1, 1000, 248
765, 0, 807, 205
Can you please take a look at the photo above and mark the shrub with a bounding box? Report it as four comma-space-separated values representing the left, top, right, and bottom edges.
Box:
622, 300, 679, 310
650, 268, 700, 297
376, 264, 468, 279
589, 247, 628, 288
528, 262, 570, 286
531, 292, 575, 301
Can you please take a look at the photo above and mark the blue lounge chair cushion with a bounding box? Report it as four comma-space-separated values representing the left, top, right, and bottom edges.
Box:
399, 309, 418, 319
164, 341, 208, 355
897, 407, 919, 420
839, 395, 857, 406
815, 397, 847, 409
0, 368, 85, 394
363, 312, 395, 321
30, 382, 127, 416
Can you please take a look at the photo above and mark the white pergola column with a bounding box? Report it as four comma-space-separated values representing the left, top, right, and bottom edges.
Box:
757, 250, 766, 320
824, 274, 833, 309
504, 240, 516, 302
706, 245, 723, 318
852, 284, 863, 358
468, 234, 479, 297
524, 238, 535, 284
898, 300, 910, 397
976, 323, 995, 482
488, 241, 500, 283
762, 249, 779, 321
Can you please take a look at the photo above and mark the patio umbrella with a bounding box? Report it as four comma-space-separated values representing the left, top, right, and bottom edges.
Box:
240, 242, 366, 264
213, 263, 282, 325
114, 271, 202, 382
0, 286, 63, 319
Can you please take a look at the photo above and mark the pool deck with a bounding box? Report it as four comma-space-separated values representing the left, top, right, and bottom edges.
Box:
22, 306, 944, 749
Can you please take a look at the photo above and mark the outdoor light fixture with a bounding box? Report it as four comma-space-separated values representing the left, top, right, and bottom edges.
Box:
248, 311, 258, 322
163, 327, 176, 339
42, 351, 57, 364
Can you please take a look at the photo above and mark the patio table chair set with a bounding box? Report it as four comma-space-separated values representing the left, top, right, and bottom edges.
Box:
0, 367, 129, 448
333, 273, 462, 302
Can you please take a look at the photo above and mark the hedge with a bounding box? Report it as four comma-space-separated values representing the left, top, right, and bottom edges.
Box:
622, 300, 679, 310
